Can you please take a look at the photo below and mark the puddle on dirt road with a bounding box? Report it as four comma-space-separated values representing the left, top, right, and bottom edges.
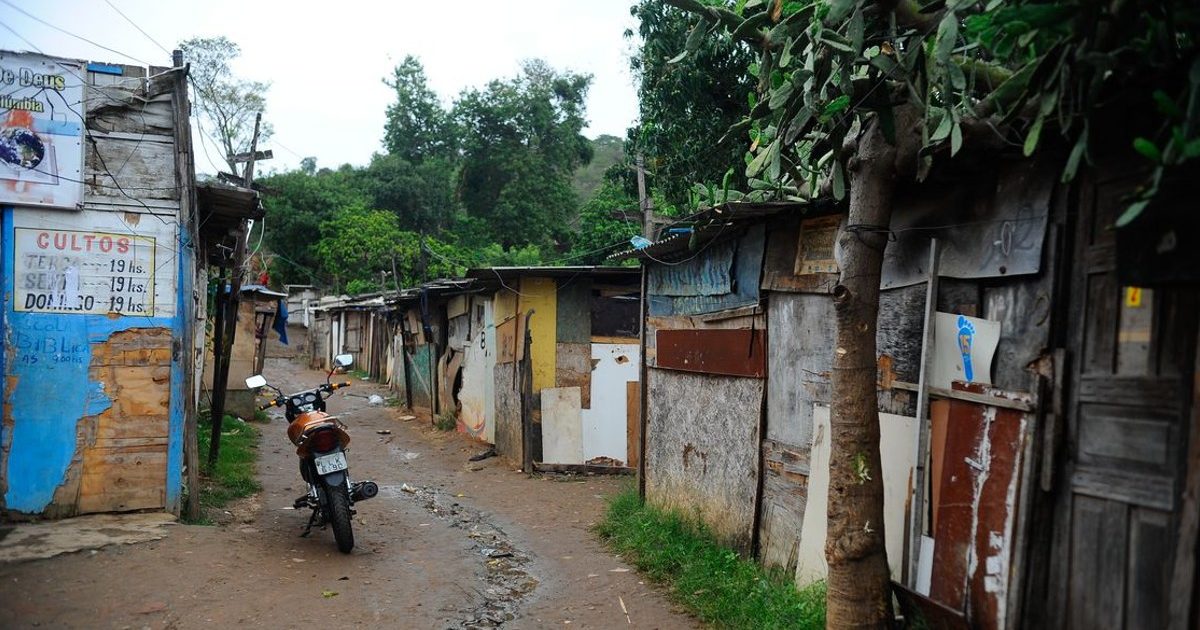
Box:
380, 484, 537, 628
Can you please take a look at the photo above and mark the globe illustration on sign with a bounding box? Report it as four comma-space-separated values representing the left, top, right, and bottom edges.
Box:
0, 126, 46, 169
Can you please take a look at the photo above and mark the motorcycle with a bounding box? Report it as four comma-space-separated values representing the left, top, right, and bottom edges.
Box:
245, 354, 378, 553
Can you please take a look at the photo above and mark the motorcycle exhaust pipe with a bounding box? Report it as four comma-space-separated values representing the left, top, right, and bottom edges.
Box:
352, 481, 378, 501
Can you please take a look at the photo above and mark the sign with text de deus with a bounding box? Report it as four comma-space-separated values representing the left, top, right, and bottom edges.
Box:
14, 227, 156, 315
0, 52, 86, 210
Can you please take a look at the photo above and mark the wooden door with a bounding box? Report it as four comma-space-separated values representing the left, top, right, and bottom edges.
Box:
1048, 171, 1197, 628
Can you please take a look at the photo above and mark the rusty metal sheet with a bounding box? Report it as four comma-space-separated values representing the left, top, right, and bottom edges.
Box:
654, 329, 766, 378
929, 382, 1030, 629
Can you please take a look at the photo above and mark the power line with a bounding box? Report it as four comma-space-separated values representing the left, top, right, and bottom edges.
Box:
102, 0, 170, 56
0, 0, 154, 65
0, 17, 42, 52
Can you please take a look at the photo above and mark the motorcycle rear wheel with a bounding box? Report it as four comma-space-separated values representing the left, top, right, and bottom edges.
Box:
324, 480, 354, 553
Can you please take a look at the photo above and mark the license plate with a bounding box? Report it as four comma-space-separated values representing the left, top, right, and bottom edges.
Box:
314, 451, 347, 475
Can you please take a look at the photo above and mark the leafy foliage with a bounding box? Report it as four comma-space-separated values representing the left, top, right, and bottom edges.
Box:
568, 180, 641, 264
180, 36, 272, 174
664, 0, 1199, 222
455, 60, 594, 247
383, 55, 459, 163
626, 1, 756, 207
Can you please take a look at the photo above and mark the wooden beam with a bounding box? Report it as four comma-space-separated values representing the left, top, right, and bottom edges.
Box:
892, 380, 1035, 413
1168, 340, 1200, 630
533, 463, 634, 475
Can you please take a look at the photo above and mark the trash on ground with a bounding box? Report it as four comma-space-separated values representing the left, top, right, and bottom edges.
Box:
468, 447, 497, 462
376, 429, 391, 435
368, 394, 384, 406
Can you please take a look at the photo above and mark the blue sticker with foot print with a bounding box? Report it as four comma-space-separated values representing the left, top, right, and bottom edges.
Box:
957, 315, 976, 381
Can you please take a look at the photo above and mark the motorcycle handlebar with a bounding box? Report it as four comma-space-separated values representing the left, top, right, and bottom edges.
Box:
259, 382, 351, 410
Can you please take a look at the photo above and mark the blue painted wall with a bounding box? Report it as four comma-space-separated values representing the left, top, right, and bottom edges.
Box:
1, 207, 185, 515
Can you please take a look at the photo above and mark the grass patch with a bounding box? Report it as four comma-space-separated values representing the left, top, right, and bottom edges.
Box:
187, 410, 262, 518
434, 410, 457, 432
596, 487, 825, 629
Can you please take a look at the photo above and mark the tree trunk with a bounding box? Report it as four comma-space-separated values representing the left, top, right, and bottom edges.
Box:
825, 116, 901, 628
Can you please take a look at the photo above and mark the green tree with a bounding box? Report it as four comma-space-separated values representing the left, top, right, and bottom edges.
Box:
668, 0, 1200, 624
454, 60, 594, 248
383, 55, 459, 163
627, 1, 755, 207
258, 166, 367, 286
569, 180, 641, 264
363, 153, 457, 234
180, 36, 272, 174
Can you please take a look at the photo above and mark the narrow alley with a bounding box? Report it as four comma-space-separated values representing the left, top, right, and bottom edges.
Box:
0, 358, 694, 629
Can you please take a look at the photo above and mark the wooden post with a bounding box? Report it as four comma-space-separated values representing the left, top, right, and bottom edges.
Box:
207, 266, 229, 468
636, 153, 652, 240
521, 310, 535, 474
1168, 332, 1200, 630
172, 47, 202, 519
907, 238, 940, 587
637, 264, 650, 499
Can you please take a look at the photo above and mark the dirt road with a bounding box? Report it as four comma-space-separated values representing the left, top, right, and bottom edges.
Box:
0, 358, 695, 629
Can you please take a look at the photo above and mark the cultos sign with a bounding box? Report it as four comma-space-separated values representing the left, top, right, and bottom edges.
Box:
31, 230, 133, 254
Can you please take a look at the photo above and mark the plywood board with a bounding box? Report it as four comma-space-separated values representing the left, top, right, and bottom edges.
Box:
767, 293, 834, 447
796, 405, 918, 586
626, 381, 640, 469
541, 387, 583, 465
581, 344, 639, 463
458, 341, 490, 441
446, 294, 468, 319
932, 312, 1000, 389
655, 329, 766, 378
78, 445, 167, 513
644, 369, 763, 552
759, 438, 810, 572
930, 399, 951, 532
555, 279, 592, 343
555, 343, 592, 408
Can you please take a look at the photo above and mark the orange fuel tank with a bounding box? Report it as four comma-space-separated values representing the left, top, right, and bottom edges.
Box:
287, 410, 351, 457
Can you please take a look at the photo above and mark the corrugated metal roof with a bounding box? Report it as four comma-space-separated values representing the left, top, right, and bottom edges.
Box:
609, 201, 813, 262
464, 266, 640, 280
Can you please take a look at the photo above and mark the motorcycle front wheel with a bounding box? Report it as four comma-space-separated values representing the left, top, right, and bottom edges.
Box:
323, 480, 355, 553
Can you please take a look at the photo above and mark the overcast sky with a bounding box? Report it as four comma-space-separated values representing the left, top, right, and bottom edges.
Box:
1, 0, 641, 175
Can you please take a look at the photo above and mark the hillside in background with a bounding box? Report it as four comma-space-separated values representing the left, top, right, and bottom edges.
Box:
572, 134, 625, 200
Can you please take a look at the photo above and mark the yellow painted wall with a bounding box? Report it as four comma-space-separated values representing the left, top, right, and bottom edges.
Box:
494, 288, 517, 321
518, 277, 557, 392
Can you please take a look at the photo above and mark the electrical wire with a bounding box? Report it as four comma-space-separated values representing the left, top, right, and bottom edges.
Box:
102, 0, 170, 56
0, 0, 154, 66
0, 17, 42, 52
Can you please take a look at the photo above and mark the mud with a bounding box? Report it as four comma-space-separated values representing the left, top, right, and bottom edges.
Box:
0, 358, 696, 629
392, 483, 537, 628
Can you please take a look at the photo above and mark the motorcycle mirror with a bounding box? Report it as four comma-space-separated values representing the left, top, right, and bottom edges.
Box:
245, 374, 268, 389
334, 354, 353, 368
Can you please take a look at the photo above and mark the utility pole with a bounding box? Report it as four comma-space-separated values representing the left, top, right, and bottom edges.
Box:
208, 113, 262, 468
636, 153, 653, 240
